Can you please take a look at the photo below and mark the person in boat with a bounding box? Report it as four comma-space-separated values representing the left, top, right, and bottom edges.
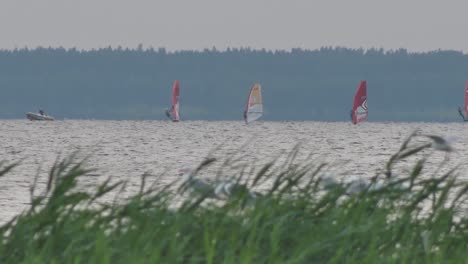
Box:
39, 109, 45, 116
457, 107, 468, 121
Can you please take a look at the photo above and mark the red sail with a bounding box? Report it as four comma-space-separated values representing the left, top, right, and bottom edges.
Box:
352, 80, 368, 125
172, 80, 180, 121
464, 81, 468, 117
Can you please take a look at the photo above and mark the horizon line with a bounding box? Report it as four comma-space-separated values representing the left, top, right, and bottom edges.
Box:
1, 45, 466, 55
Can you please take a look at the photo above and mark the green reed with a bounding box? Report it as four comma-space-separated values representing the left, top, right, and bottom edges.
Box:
0, 133, 466, 263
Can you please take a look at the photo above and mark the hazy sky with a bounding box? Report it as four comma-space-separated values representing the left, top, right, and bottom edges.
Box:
1, 0, 467, 52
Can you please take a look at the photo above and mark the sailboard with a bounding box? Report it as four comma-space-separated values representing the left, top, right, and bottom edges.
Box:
351, 80, 368, 125
171, 80, 180, 122
244, 83, 263, 124
458, 81, 468, 121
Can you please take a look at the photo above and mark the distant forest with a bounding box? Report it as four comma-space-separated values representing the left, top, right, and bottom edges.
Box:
1, 46, 467, 121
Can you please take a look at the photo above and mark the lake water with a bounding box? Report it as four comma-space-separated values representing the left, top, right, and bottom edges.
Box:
0, 120, 466, 223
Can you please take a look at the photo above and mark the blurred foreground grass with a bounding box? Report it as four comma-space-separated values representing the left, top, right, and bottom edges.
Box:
0, 133, 466, 263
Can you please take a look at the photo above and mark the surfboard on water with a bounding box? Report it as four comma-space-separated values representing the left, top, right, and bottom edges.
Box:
457, 81, 468, 121
171, 80, 180, 122
244, 83, 263, 124
351, 80, 368, 125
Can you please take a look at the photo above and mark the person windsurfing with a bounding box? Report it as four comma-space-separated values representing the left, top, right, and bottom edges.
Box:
165, 108, 172, 120
458, 107, 468, 121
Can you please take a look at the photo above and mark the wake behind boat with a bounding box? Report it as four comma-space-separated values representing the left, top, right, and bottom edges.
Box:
244, 83, 263, 124
26, 110, 55, 121
350, 80, 368, 125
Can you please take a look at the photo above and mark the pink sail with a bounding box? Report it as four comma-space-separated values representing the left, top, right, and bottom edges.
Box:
464, 81, 468, 118
352, 80, 368, 125
171, 80, 180, 122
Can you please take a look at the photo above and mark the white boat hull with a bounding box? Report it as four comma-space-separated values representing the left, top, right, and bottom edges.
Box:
26, 112, 55, 121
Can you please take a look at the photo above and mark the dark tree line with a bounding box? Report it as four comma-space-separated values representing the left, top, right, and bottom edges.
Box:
0, 46, 467, 121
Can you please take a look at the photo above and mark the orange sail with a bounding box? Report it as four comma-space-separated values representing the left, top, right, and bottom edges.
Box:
244, 83, 263, 124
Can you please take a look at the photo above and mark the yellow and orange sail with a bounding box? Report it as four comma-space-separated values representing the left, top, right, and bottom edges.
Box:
244, 83, 263, 124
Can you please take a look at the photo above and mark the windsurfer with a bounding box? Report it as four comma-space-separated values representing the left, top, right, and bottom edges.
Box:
244, 83, 263, 124
165, 108, 172, 120
350, 110, 353, 122
457, 107, 468, 121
